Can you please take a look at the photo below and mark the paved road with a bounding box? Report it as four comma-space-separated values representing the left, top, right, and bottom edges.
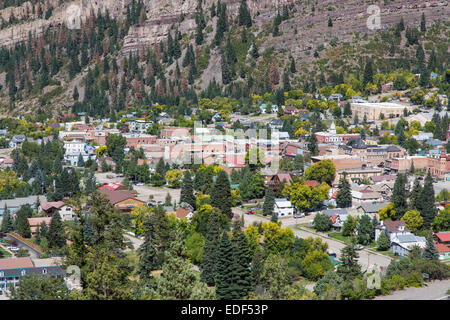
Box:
124, 232, 144, 251
373, 279, 450, 300
235, 207, 393, 271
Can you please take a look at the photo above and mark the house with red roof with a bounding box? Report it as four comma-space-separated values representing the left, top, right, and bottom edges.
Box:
434, 231, 450, 260
27, 217, 52, 237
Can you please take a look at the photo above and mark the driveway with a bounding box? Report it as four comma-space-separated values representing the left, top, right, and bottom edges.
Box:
235, 207, 393, 270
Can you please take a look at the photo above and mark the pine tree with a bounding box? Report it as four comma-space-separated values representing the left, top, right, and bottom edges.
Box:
409, 177, 421, 210
251, 41, 259, 59
262, 189, 275, 216
164, 192, 172, 206
180, 170, 196, 209
238, 0, 252, 27
417, 171, 437, 229
289, 56, 296, 74
357, 214, 373, 245
336, 173, 352, 208
307, 133, 319, 156
231, 222, 252, 299
420, 13, 426, 32
392, 173, 408, 219
211, 170, 233, 219
422, 231, 438, 260
77, 153, 85, 167
200, 211, 222, 286
328, 17, 333, 27
138, 216, 159, 279
363, 60, 373, 87
215, 232, 234, 299
271, 212, 278, 223
336, 237, 361, 281
15, 209, 31, 238
47, 212, 66, 249
1, 205, 14, 233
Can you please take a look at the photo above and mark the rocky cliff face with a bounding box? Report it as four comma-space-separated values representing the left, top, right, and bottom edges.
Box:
0, 0, 127, 48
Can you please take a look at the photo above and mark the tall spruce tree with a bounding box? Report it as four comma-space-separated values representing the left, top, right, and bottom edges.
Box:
231, 222, 252, 299
336, 237, 361, 281
422, 231, 438, 260
262, 189, 275, 216
1, 205, 14, 233
215, 232, 234, 299
336, 173, 352, 208
392, 173, 408, 219
409, 177, 422, 211
417, 171, 437, 229
211, 170, 233, 219
47, 212, 66, 249
180, 170, 196, 209
200, 211, 222, 286
138, 215, 159, 279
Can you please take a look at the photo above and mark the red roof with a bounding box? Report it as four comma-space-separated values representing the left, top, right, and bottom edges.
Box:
98, 182, 124, 191
41, 201, 65, 211
331, 190, 338, 199
304, 180, 319, 187
435, 232, 450, 243
331, 214, 338, 224
434, 242, 450, 253
0, 257, 33, 269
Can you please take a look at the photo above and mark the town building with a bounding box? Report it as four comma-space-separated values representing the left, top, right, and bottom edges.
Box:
350, 102, 415, 120
314, 122, 359, 144
129, 119, 153, 134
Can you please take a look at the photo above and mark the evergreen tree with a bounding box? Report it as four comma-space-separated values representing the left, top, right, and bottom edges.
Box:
262, 189, 275, 216
215, 232, 234, 299
211, 170, 233, 219
392, 173, 408, 219
15, 209, 31, 238
289, 56, 296, 74
420, 13, 426, 32
343, 102, 352, 117
138, 215, 159, 279
356, 214, 373, 245
336, 238, 361, 281
336, 173, 352, 208
77, 154, 85, 167
363, 60, 373, 87
307, 133, 319, 156
328, 17, 333, 27
417, 171, 437, 229
409, 177, 422, 210
271, 212, 278, 223
1, 205, 14, 233
47, 212, 66, 250
238, 0, 252, 27
376, 230, 390, 251
180, 170, 196, 209
422, 231, 438, 260
231, 222, 252, 299
200, 211, 222, 286
164, 192, 172, 206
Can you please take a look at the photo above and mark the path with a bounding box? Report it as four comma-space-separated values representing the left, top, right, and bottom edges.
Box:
373, 279, 450, 300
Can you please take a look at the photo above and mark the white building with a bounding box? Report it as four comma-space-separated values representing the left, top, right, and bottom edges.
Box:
63, 140, 96, 166
274, 198, 295, 217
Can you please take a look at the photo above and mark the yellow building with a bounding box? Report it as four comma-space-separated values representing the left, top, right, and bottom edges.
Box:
350, 102, 415, 120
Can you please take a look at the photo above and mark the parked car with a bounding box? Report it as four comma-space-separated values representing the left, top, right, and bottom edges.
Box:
355, 244, 364, 250
246, 210, 255, 215
9, 246, 19, 251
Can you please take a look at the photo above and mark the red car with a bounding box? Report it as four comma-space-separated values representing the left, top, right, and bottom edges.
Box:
246, 210, 255, 215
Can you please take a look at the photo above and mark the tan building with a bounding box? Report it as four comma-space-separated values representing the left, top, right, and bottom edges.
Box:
350, 102, 415, 120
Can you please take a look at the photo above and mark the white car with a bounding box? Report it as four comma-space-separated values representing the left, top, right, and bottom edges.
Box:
9, 246, 19, 251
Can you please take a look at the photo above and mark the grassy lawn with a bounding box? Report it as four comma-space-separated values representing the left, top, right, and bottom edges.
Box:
0, 245, 12, 258
294, 223, 311, 229
328, 232, 350, 243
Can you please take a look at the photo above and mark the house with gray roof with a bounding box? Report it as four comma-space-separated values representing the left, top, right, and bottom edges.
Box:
356, 202, 390, 215
391, 234, 426, 257
0, 195, 47, 217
